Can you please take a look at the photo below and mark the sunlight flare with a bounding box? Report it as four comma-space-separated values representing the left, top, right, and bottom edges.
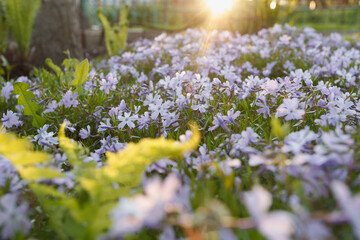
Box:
206, 0, 233, 15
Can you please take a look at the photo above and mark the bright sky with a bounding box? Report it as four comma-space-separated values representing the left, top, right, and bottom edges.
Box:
206, 0, 233, 15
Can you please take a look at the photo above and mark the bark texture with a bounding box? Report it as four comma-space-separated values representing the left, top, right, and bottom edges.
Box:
31, 0, 84, 67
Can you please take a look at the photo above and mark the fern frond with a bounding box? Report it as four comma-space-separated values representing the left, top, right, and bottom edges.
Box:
2, 0, 41, 60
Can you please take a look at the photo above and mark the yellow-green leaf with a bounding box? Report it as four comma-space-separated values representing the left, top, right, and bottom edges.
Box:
19, 167, 64, 180
30, 183, 65, 198
7, 152, 50, 166
271, 116, 289, 140
45, 58, 63, 77
70, 58, 89, 92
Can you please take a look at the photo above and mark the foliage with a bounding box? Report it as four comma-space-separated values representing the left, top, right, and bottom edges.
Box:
45, 58, 63, 78
0, 25, 360, 239
13, 82, 46, 128
0, 122, 200, 239
1, 0, 41, 60
70, 58, 90, 94
98, 5, 129, 56
0, 6, 8, 54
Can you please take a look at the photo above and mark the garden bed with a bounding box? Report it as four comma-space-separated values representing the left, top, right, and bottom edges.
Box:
0, 24, 360, 239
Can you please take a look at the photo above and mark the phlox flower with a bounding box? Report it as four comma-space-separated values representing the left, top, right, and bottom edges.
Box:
261, 79, 279, 95
209, 113, 228, 131
276, 98, 305, 121
1, 110, 23, 129
59, 90, 79, 108
255, 95, 271, 118
282, 127, 317, 154
243, 185, 294, 240
99, 73, 119, 94
118, 112, 138, 129
148, 101, 171, 120
0, 194, 31, 239
98, 118, 114, 132
110, 174, 182, 237
33, 124, 58, 147
331, 181, 360, 239
1, 82, 13, 102
162, 112, 179, 128
0, 156, 25, 192
137, 112, 151, 129
79, 125, 91, 139
44, 100, 58, 113
223, 109, 240, 125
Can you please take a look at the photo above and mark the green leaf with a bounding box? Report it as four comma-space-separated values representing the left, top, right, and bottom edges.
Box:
45, 58, 63, 77
8, 152, 50, 166
58, 123, 87, 166
1, 0, 41, 60
98, 6, 129, 56
271, 116, 289, 140
70, 58, 89, 93
13, 82, 46, 127
19, 167, 64, 180
0, 11, 8, 53
30, 183, 65, 198
97, 10, 113, 56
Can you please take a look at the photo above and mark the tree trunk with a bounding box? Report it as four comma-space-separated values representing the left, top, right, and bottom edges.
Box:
31, 0, 84, 67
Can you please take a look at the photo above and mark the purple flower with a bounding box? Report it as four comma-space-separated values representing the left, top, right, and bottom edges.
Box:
15, 76, 30, 84
255, 96, 271, 118
110, 174, 182, 237
1, 82, 14, 102
282, 127, 317, 154
0, 194, 31, 239
261, 79, 279, 95
162, 112, 179, 128
276, 98, 305, 121
98, 118, 115, 132
1, 110, 23, 129
279, 34, 291, 45
117, 112, 138, 129
137, 112, 151, 129
99, 73, 118, 94
243, 185, 294, 240
79, 125, 91, 139
331, 181, 360, 239
209, 113, 228, 131
148, 101, 171, 120
44, 100, 58, 113
224, 109, 240, 125
59, 90, 79, 108
33, 124, 58, 147
0, 156, 25, 192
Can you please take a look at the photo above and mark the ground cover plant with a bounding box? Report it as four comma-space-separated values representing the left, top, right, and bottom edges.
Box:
0, 24, 360, 239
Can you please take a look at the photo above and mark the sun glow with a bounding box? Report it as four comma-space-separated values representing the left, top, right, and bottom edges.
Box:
270, 1, 277, 9
206, 0, 233, 15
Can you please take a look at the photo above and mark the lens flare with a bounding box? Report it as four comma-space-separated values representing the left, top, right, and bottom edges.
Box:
270, 1, 277, 9
309, 0, 316, 10
206, 0, 233, 15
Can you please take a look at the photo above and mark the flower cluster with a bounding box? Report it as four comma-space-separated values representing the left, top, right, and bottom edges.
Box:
0, 24, 360, 239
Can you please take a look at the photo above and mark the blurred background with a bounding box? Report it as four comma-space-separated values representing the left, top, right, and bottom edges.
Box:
0, 0, 359, 77
84, 0, 360, 32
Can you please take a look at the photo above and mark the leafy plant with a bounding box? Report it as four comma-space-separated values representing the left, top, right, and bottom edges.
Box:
70, 58, 90, 93
13, 82, 46, 127
45, 58, 63, 78
1, 0, 41, 61
0, 6, 8, 54
0, 122, 200, 239
98, 5, 129, 56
